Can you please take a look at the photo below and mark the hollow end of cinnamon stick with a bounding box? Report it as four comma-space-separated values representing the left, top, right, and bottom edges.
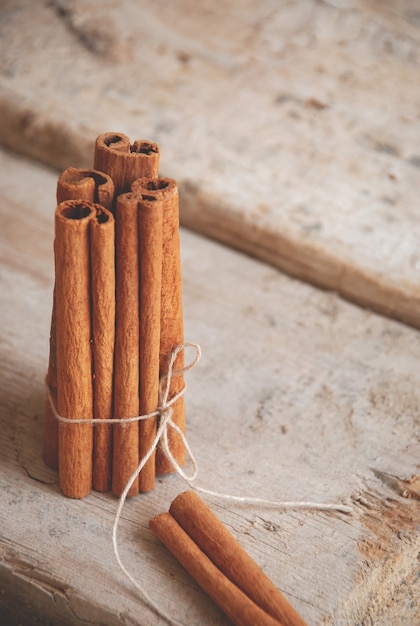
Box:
96, 132, 131, 152
130, 140, 160, 156
94, 133, 160, 197
57, 167, 115, 211
93, 206, 112, 224
57, 167, 95, 204
57, 201, 93, 221
131, 176, 176, 198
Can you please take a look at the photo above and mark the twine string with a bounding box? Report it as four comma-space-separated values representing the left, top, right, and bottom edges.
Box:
48, 342, 352, 624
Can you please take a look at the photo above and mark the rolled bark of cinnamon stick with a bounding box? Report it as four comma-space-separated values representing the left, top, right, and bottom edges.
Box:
90, 206, 115, 493
57, 167, 115, 210
149, 512, 283, 626
93, 132, 160, 198
112, 192, 141, 497
55, 200, 96, 499
138, 196, 163, 492
131, 178, 185, 475
169, 492, 307, 626
43, 168, 115, 471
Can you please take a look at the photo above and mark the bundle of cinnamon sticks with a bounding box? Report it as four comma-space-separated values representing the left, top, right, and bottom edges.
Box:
43, 132, 186, 499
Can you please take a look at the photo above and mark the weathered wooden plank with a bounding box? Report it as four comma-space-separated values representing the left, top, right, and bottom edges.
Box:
0, 150, 419, 625
0, 1, 419, 330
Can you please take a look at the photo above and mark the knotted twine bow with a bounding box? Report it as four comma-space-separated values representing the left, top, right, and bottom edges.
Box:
48, 342, 352, 625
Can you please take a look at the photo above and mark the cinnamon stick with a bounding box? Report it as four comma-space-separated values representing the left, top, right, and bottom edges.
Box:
55, 200, 95, 499
169, 492, 307, 626
138, 196, 163, 492
43, 168, 115, 471
56, 167, 115, 210
131, 178, 185, 474
149, 512, 283, 626
112, 192, 141, 497
93, 132, 160, 198
90, 206, 115, 492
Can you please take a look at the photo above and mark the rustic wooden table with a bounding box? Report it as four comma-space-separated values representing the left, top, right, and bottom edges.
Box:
1, 0, 420, 327
0, 1, 419, 624
0, 148, 419, 625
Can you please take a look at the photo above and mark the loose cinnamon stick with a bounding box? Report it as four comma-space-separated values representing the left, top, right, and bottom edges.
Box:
90, 206, 115, 492
112, 192, 141, 497
55, 200, 95, 499
149, 512, 283, 626
57, 167, 115, 210
138, 196, 163, 492
131, 178, 185, 474
43, 168, 115, 471
169, 492, 307, 626
93, 132, 160, 198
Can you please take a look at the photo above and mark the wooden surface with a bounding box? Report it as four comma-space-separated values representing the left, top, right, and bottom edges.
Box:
0, 148, 419, 625
0, 1, 420, 328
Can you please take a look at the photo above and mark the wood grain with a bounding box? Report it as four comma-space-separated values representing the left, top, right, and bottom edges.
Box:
0, 149, 419, 625
0, 1, 419, 328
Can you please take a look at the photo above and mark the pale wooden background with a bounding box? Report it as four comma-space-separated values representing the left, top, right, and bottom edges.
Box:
1, 0, 420, 327
0, 1, 419, 624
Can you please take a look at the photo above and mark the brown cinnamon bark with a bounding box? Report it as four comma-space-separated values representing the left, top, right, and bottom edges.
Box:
56, 167, 115, 210
131, 178, 185, 474
90, 206, 115, 492
169, 492, 307, 626
43, 168, 115, 471
112, 192, 141, 497
138, 196, 163, 492
93, 132, 160, 198
55, 200, 96, 499
149, 512, 284, 626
